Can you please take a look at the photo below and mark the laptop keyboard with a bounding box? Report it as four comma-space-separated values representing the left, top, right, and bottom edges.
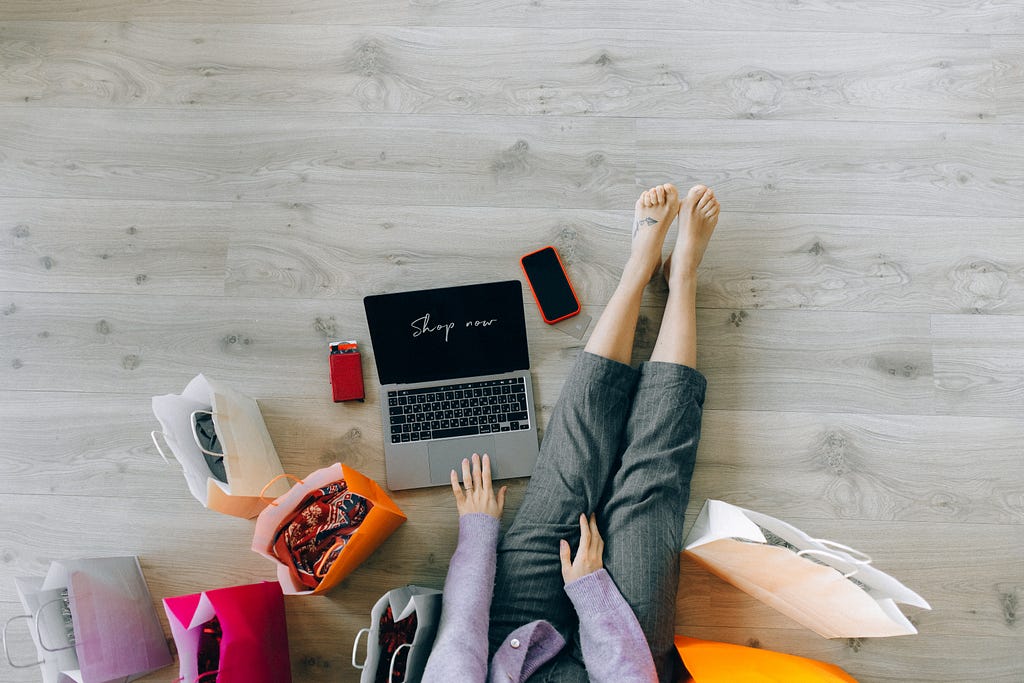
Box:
388, 377, 530, 444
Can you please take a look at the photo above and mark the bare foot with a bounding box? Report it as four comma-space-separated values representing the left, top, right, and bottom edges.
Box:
629, 183, 679, 282
664, 184, 719, 281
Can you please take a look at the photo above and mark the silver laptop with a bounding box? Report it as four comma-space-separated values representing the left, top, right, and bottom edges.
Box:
363, 280, 540, 490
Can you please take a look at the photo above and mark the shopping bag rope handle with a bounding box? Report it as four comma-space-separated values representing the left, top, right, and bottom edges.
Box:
2, 615, 41, 668
259, 474, 305, 506
150, 431, 172, 465
352, 627, 370, 670
189, 410, 224, 458
796, 538, 872, 579
390, 643, 413, 683
2, 597, 78, 668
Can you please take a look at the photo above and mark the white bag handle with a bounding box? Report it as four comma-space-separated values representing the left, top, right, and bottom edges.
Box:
189, 410, 223, 458
150, 431, 172, 465
352, 627, 370, 670
796, 538, 873, 579
2, 615, 41, 668
2, 597, 78, 668
389, 643, 413, 683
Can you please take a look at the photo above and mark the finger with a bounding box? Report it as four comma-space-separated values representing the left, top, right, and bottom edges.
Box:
559, 539, 571, 571
589, 513, 601, 541
578, 513, 590, 551
471, 452, 483, 491
482, 453, 493, 493
461, 457, 472, 490
497, 485, 507, 512
449, 469, 465, 504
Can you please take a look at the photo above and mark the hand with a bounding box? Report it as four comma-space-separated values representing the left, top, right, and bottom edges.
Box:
559, 513, 604, 584
450, 453, 507, 520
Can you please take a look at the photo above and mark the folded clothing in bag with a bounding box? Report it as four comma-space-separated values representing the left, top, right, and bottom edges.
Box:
271, 480, 374, 589
253, 463, 407, 596
193, 411, 227, 483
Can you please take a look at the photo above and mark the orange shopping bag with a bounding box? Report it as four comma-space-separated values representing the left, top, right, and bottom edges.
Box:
676, 636, 858, 683
252, 463, 407, 596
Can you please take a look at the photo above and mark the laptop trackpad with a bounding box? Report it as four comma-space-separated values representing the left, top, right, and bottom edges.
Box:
428, 436, 497, 484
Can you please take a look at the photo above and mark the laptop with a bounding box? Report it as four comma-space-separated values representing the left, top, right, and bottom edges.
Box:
363, 280, 540, 490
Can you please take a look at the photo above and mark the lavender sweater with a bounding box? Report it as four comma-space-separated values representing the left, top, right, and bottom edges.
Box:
421, 514, 658, 683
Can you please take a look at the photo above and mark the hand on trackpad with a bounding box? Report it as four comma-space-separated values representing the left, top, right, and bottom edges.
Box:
428, 436, 497, 484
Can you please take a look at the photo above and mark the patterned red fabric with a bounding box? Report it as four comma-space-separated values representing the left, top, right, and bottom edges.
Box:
374, 605, 418, 683
272, 480, 373, 589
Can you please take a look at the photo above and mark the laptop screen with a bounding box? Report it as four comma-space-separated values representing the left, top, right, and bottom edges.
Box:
364, 280, 530, 386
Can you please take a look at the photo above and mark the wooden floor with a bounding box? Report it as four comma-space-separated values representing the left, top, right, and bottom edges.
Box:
1, 2, 1023, 681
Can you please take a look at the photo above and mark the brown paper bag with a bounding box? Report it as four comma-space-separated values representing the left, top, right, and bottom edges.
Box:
683, 500, 930, 639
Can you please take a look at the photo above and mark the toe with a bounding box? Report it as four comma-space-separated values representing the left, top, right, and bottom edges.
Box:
687, 184, 708, 203
664, 183, 679, 202
697, 189, 714, 210
655, 185, 666, 203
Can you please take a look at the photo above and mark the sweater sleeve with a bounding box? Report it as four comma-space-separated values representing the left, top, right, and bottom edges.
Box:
421, 513, 499, 683
564, 569, 658, 683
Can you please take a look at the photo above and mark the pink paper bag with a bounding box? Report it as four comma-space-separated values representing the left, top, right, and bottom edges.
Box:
163, 582, 291, 683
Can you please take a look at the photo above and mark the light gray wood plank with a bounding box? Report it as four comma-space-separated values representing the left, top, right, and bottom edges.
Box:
223, 203, 631, 302
223, 202, 1024, 314
932, 314, 1024, 416
6, 196, 1022, 316
636, 119, 1024, 218
0, 108, 637, 207
994, 36, 1024, 122
0, 293, 938, 415
690, 410, 1024, 524
0, 22, 997, 122
653, 307, 935, 415
697, 213, 1024, 315
676, 519, 1024, 639
0, 198, 229, 295
0, 0, 1021, 34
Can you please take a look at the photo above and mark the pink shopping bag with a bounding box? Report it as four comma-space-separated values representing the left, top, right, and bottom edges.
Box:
163, 582, 291, 683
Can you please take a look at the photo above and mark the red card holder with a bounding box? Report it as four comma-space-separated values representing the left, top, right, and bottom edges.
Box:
329, 351, 365, 402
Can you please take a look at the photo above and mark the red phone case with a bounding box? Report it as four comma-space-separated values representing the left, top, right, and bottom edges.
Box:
329, 351, 365, 402
520, 245, 581, 325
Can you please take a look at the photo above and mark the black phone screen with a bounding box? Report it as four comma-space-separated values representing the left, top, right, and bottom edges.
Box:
521, 247, 579, 321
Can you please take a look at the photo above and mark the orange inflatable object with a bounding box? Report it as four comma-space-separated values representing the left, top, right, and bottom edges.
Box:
676, 636, 859, 683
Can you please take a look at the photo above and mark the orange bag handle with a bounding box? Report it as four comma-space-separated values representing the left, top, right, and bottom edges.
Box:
259, 474, 304, 506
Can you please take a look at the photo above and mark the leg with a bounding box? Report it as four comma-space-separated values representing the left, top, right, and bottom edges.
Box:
488, 185, 680, 652
600, 185, 720, 682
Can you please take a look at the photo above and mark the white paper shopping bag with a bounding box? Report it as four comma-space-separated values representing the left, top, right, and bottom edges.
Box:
3, 557, 173, 683
683, 500, 931, 639
151, 373, 290, 519
351, 585, 442, 683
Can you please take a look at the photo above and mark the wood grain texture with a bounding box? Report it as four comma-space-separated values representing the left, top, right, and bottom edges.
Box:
1, 3, 1023, 682
0, 0, 1022, 34
637, 119, 1024, 218
0, 22, 998, 122
0, 107, 637, 206
691, 410, 1024, 524
6, 198, 1024, 314
932, 314, 1024, 416
0, 293, 941, 415
0, 198, 230, 295
993, 36, 1024, 122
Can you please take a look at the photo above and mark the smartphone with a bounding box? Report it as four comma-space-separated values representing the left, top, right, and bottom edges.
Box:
520, 246, 581, 324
